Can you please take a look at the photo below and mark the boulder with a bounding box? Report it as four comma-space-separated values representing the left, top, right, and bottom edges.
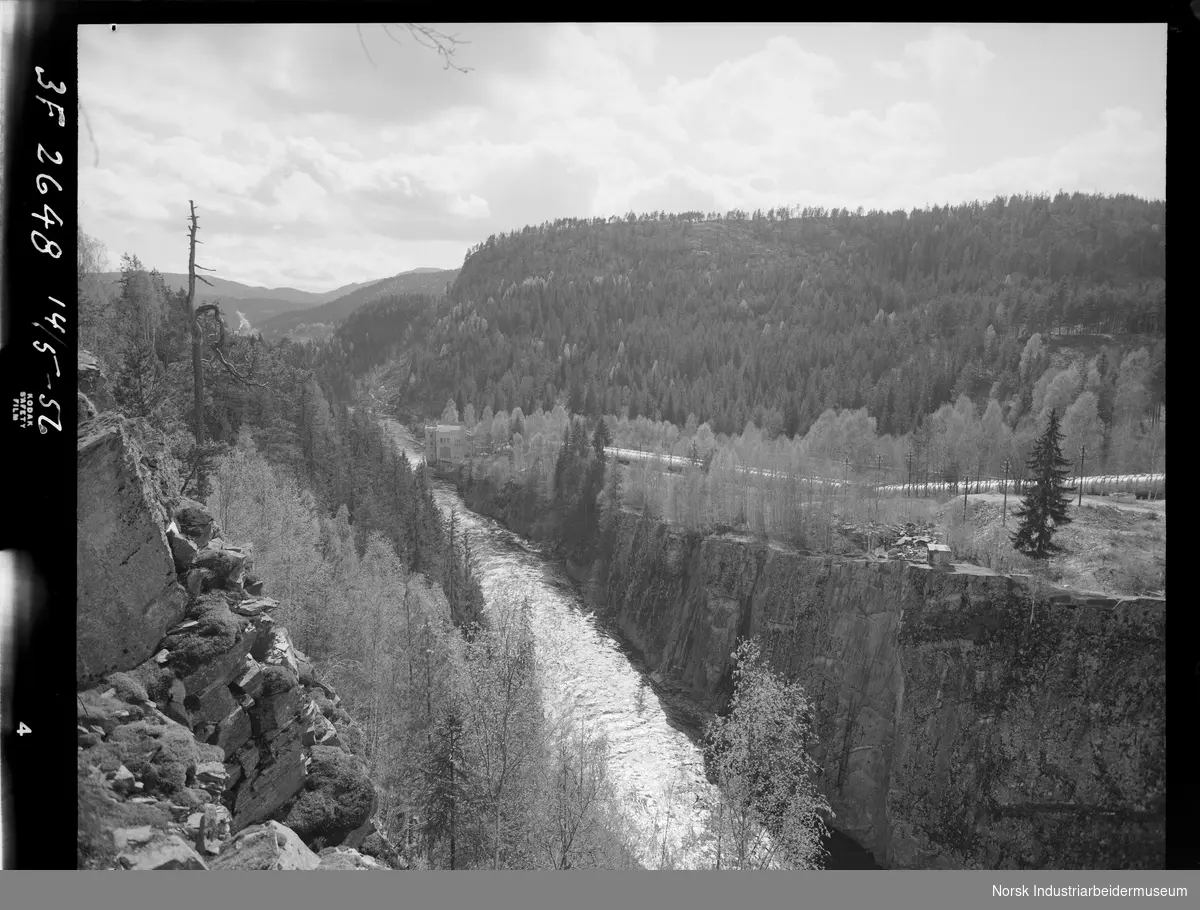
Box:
170, 597, 258, 679
230, 656, 265, 701
303, 708, 341, 749
166, 527, 199, 574
280, 745, 376, 847
195, 803, 234, 856
77, 413, 188, 687
194, 761, 227, 799
173, 499, 215, 549
193, 545, 248, 590
231, 596, 279, 618
310, 691, 335, 720
210, 821, 319, 870
114, 828, 209, 870
229, 721, 307, 830
316, 847, 389, 870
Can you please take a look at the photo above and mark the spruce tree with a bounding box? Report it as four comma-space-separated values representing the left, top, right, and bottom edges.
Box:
590, 417, 612, 457
422, 709, 468, 868
1010, 408, 1075, 559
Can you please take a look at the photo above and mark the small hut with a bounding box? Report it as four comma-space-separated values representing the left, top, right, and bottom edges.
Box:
927, 543, 952, 568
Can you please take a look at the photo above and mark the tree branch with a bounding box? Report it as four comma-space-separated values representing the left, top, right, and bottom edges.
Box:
197, 302, 268, 388
358, 23, 472, 73
356, 24, 377, 68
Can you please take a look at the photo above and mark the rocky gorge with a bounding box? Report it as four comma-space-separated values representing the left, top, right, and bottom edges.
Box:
76, 351, 402, 871
458, 473, 1167, 870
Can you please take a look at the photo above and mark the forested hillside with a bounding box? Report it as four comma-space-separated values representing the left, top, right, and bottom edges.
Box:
258, 267, 460, 343
308, 192, 1164, 481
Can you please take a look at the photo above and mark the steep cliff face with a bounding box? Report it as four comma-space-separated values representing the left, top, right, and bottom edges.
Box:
76, 352, 402, 871
600, 513, 1165, 870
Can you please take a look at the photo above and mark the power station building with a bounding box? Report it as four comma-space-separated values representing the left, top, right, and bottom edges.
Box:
424, 423, 472, 467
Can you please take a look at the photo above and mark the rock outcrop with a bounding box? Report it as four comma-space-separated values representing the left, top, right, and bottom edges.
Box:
600, 512, 1166, 870
76, 351, 394, 871
209, 822, 320, 870
77, 411, 188, 687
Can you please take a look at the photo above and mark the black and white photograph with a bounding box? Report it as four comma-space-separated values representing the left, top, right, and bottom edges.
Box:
67, 20, 1168, 878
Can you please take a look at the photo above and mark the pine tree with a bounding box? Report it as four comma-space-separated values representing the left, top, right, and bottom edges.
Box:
1010, 408, 1074, 559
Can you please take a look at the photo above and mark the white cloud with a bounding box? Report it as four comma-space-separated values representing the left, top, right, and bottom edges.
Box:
904, 26, 995, 89
918, 107, 1165, 206
78, 24, 1163, 291
593, 24, 657, 66
448, 194, 491, 219
874, 59, 911, 80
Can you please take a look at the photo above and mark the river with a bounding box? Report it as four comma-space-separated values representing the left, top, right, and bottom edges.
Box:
379, 416, 881, 870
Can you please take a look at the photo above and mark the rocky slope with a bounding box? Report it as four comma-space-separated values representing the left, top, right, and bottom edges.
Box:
600, 512, 1165, 870
76, 351, 404, 871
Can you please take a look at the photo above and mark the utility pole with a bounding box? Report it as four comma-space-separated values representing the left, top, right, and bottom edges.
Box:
1001, 458, 1011, 527
1077, 444, 1086, 507
842, 452, 850, 509
875, 453, 883, 520
963, 473, 970, 522
906, 450, 914, 495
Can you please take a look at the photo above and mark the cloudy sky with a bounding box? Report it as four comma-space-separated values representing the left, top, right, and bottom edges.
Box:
79, 22, 1166, 293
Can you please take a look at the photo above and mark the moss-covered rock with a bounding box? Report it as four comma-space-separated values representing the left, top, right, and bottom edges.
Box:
167, 596, 243, 675
260, 664, 298, 697
279, 746, 376, 848
106, 671, 150, 704
107, 720, 203, 795
127, 661, 178, 704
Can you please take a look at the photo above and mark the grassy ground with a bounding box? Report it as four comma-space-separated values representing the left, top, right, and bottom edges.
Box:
933, 492, 1166, 598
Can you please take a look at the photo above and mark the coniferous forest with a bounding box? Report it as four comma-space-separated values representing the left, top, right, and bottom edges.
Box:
315, 195, 1162, 436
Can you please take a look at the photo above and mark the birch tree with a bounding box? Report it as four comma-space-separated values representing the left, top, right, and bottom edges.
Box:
702, 639, 830, 869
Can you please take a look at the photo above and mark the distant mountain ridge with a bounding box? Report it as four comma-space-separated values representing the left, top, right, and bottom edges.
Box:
96, 268, 455, 333
97, 272, 381, 306
257, 267, 460, 342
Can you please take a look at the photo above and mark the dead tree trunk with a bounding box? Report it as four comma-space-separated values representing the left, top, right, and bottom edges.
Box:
184, 200, 218, 496
187, 201, 205, 447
